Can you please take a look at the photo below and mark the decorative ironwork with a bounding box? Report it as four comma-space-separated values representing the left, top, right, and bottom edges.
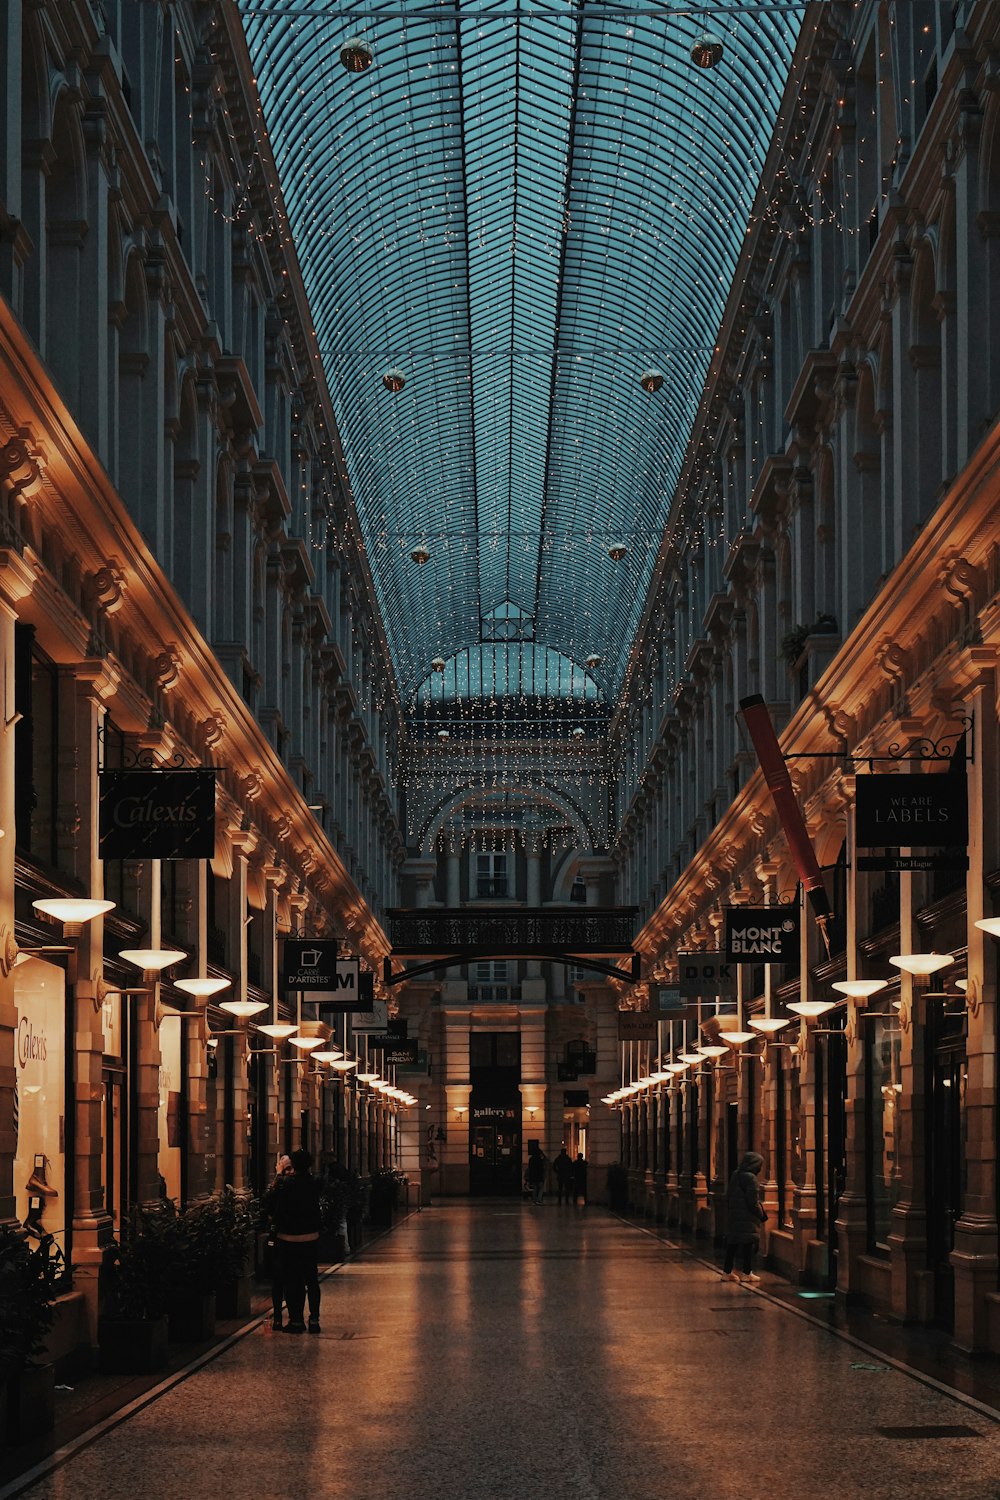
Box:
387, 907, 636, 957
785, 716, 974, 767
96, 720, 215, 771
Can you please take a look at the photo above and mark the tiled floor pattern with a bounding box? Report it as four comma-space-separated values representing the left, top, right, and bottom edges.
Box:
12, 1204, 1000, 1500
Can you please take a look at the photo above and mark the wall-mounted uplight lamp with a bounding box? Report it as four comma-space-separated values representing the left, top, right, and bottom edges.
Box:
454, 1104, 467, 1120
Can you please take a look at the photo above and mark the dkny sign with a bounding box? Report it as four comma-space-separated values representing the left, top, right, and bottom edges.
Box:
855, 773, 967, 849
99, 770, 216, 859
725, 907, 800, 964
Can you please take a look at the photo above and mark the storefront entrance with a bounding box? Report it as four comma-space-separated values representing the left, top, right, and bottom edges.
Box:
469, 1031, 521, 1195
927, 1013, 967, 1330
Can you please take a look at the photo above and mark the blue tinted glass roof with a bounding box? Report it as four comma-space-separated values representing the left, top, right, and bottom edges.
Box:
239, 0, 803, 702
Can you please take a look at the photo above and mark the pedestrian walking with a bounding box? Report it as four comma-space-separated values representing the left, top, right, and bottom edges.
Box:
552, 1148, 573, 1204
525, 1145, 547, 1204
721, 1151, 766, 1284
571, 1151, 588, 1206
272, 1149, 323, 1333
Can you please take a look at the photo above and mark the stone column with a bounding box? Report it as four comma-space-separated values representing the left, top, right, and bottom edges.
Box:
522, 832, 545, 1002
791, 886, 819, 1280
445, 850, 461, 907
952, 662, 999, 1351
221, 830, 256, 1191
833, 777, 871, 1303
0, 549, 34, 1227
184, 856, 213, 1203
63, 663, 119, 1340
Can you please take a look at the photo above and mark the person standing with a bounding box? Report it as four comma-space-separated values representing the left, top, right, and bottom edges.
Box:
272, 1149, 323, 1333
552, 1148, 573, 1204
722, 1151, 766, 1284
525, 1145, 547, 1205
571, 1151, 588, 1206
263, 1154, 294, 1329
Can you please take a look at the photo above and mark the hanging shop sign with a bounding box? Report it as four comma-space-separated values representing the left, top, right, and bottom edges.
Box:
855, 773, 968, 849
725, 907, 800, 964
657, 988, 685, 1013
281, 941, 359, 1011
564, 1090, 590, 1108
351, 1000, 389, 1033
677, 954, 737, 998
99, 770, 216, 859
617, 1011, 657, 1042
370, 1038, 419, 1067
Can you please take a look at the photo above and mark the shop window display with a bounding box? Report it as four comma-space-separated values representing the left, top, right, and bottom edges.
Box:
867, 1013, 902, 1252
13, 958, 67, 1252
157, 1013, 183, 1202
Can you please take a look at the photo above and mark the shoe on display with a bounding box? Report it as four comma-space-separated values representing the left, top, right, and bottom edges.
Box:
26, 1172, 58, 1198
284, 1322, 306, 1334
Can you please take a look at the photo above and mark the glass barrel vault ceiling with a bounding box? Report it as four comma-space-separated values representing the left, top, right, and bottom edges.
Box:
239, 0, 803, 706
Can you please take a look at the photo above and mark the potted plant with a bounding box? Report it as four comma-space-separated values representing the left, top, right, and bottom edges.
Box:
168, 1199, 224, 1342
99, 1204, 177, 1374
214, 1187, 259, 1319
368, 1169, 406, 1228
0, 1226, 60, 1443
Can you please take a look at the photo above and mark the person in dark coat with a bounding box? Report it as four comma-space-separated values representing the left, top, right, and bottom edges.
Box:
722, 1151, 766, 1283
262, 1154, 294, 1329
271, 1148, 323, 1333
571, 1152, 588, 1206
525, 1146, 547, 1204
552, 1149, 573, 1204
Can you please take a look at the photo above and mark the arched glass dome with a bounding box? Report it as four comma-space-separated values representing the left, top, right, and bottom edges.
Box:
239, 0, 803, 701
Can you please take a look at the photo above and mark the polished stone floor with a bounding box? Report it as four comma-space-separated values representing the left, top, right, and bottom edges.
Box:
11, 1203, 1000, 1500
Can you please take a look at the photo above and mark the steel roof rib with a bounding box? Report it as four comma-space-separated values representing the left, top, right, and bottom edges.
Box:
239, 0, 801, 707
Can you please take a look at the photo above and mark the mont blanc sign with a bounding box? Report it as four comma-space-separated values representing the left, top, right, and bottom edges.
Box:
725, 907, 800, 964
99, 770, 216, 859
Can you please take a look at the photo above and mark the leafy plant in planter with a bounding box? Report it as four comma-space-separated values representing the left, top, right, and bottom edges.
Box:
100, 1204, 179, 1374
212, 1188, 260, 1318
0, 1226, 62, 1442
0, 1226, 60, 1371
367, 1169, 407, 1227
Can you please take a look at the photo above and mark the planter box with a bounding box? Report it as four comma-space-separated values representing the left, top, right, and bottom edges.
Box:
7, 1361, 55, 1444
168, 1292, 216, 1344
215, 1275, 252, 1320
99, 1315, 169, 1375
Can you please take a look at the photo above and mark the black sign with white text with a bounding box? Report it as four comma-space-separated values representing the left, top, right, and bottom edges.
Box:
677, 954, 737, 997
99, 770, 216, 859
855, 773, 968, 849
725, 907, 800, 964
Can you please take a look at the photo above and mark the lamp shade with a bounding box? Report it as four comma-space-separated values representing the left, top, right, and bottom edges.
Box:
698, 1043, 729, 1059
175, 977, 231, 998
748, 1017, 790, 1035
220, 998, 269, 1017
288, 1034, 324, 1050
974, 918, 1000, 939
120, 947, 187, 972
256, 1022, 298, 1039
889, 952, 953, 976
831, 979, 888, 999
720, 1030, 757, 1046
331, 1058, 358, 1071
786, 999, 837, 1018
34, 897, 115, 924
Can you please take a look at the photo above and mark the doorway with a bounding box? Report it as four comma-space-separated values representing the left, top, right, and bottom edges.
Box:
927, 1015, 967, 1329
469, 1031, 521, 1195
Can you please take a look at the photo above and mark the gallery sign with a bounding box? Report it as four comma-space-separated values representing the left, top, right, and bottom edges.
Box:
677, 954, 737, 998
724, 907, 800, 964
855, 773, 968, 849
99, 770, 216, 859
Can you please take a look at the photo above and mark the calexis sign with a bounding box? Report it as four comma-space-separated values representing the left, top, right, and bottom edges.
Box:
725, 907, 800, 964
99, 770, 216, 859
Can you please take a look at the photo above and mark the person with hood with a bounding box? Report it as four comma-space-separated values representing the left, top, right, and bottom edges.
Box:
722, 1151, 766, 1284
263, 1154, 294, 1330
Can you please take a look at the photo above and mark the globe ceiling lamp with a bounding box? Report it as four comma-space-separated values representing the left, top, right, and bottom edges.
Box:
639, 369, 664, 393
585, 654, 603, 670
437, 729, 450, 742
410, 543, 430, 565
607, 541, 627, 562
340, 37, 374, 72
889, 952, 953, 977
690, 31, 724, 69
571, 727, 585, 740
381, 369, 406, 393
431, 656, 446, 673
